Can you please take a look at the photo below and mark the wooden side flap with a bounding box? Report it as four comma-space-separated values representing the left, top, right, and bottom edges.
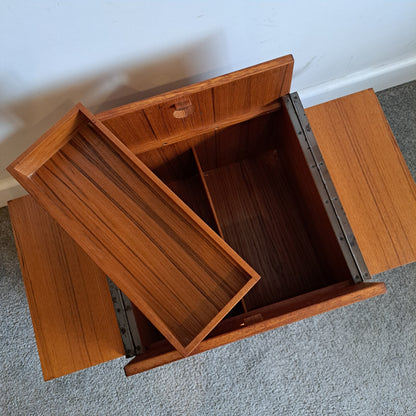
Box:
8, 196, 125, 380
96, 55, 294, 154
306, 89, 416, 275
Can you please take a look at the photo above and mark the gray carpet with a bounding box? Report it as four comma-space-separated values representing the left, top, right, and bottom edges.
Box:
1, 83, 415, 415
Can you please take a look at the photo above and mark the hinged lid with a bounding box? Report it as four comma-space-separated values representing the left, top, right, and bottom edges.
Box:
7, 104, 260, 356
306, 89, 416, 275
97, 55, 294, 154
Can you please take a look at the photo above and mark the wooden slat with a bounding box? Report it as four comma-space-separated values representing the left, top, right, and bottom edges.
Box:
8, 195, 124, 381
306, 89, 416, 275
7, 104, 260, 357
96, 55, 293, 153
124, 281, 386, 376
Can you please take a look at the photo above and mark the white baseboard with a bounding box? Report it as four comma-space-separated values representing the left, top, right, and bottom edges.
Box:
0, 177, 27, 208
299, 54, 416, 108
1, 55, 415, 208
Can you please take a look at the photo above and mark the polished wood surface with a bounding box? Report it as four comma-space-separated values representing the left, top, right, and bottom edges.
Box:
194, 111, 277, 171
96, 56, 293, 154
7, 104, 260, 356
8, 52, 397, 378
201, 149, 342, 310
138, 145, 200, 181
306, 89, 416, 275
8, 196, 124, 380
124, 281, 386, 376
139, 146, 220, 235
165, 176, 219, 233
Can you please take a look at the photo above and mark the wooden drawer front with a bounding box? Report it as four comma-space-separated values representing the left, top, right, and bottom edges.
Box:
125, 281, 385, 376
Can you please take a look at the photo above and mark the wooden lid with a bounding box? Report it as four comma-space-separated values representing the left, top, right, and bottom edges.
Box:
97, 55, 294, 155
7, 104, 261, 357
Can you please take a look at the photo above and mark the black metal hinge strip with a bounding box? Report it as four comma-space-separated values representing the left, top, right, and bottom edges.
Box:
284, 93, 369, 283
107, 278, 142, 357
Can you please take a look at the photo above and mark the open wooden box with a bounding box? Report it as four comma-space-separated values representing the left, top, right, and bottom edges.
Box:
8, 55, 416, 380
101, 92, 386, 376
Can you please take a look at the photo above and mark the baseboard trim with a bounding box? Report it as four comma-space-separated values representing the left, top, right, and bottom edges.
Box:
0, 177, 27, 208
299, 54, 416, 108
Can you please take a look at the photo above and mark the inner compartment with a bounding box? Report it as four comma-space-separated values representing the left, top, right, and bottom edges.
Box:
131, 103, 353, 348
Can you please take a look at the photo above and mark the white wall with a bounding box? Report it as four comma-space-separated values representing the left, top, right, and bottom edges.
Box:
1, 0, 415, 205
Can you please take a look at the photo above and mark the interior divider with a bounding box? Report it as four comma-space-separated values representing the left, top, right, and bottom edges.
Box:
191, 146, 249, 314
191, 147, 224, 239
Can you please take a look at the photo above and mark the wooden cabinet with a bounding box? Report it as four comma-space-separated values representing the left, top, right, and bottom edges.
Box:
7, 55, 416, 380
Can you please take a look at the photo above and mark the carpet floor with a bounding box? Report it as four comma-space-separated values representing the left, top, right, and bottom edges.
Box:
1, 82, 415, 415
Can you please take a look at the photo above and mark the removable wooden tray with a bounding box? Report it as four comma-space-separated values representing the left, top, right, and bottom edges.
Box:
7, 104, 260, 357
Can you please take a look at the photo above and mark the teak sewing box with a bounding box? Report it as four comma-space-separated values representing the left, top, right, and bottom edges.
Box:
7, 55, 416, 380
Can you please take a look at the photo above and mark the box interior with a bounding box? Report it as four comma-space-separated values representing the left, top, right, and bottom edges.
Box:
128, 102, 354, 348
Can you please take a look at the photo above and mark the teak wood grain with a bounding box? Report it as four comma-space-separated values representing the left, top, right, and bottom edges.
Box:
8, 52, 395, 380
306, 90, 416, 275
8, 195, 124, 381
124, 281, 386, 376
201, 150, 337, 310
7, 104, 260, 357
96, 55, 293, 154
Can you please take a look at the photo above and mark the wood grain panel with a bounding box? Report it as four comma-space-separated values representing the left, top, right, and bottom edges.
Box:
211, 63, 290, 119
7, 104, 260, 356
8, 195, 124, 381
194, 111, 278, 172
96, 55, 293, 153
306, 89, 416, 275
138, 144, 200, 181
202, 150, 338, 310
123, 103, 281, 155
103, 109, 157, 149
125, 281, 386, 376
